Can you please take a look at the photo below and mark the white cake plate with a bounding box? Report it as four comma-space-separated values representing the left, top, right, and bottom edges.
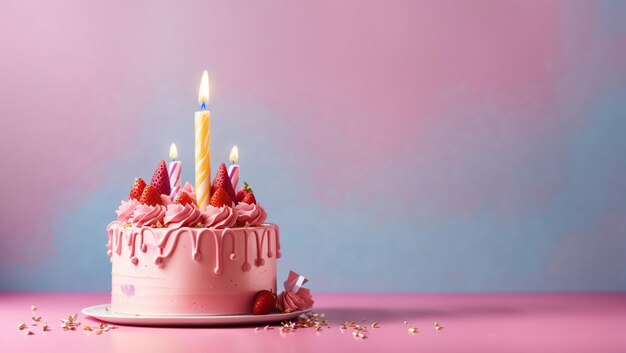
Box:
81, 304, 312, 327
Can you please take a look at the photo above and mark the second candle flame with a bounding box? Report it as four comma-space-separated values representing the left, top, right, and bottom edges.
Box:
230, 145, 239, 164
170, 143, 178, 159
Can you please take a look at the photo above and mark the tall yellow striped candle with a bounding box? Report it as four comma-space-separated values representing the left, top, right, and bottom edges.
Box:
195, 70, 211, 210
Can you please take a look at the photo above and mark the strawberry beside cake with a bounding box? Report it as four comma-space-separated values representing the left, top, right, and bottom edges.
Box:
107, 161, 281, 316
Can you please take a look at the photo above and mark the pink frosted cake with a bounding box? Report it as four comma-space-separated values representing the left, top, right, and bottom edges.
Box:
106, 161, 285, 316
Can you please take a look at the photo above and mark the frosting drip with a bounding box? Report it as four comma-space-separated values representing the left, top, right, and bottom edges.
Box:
106, 224, 281, 274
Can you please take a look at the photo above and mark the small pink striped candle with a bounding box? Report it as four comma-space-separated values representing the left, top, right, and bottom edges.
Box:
228, 145, 240, 190
168, 143, 182, 200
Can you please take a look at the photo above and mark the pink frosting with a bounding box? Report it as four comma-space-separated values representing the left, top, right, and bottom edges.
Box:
164, 203, 203, 228
116, 199, 139, 223
277, 288, 314, 313
161, 194, 172, 206
202, 205, 238, 228
131, 204, 166, 227
181, 182, 197, 203
235, 203, 267, 226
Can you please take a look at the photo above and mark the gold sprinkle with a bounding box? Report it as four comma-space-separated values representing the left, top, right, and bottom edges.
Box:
18, 323, 27, 330
434, 322, 444, 331
43, 324, 50, 331
104, 307, 109, 312
31, 305, 37, 311
371, 322, 380, 328
25, 330, 34, 336
32, 316, 42, 322
84, 326, 92, 331
408, 326, 418, 334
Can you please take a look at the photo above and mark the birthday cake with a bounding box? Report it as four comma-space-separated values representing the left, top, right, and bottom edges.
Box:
106, 71, 313, 316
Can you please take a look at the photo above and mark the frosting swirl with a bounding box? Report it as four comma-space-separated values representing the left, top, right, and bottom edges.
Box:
116, 199, 139, 223
131, 204, 166, 227
164, 203, 203, 228
202, 205, 238, 228
277, 288, 314, 313
235, 203, 267, 226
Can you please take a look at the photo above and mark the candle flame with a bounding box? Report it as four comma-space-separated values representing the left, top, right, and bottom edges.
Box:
169, 143, 178, 159
198, 70, 209, 109
230, 145, 239, 164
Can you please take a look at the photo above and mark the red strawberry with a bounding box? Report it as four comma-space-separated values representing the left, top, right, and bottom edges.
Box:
212, 163, 238, 205
236, 181, 252, 202
252, 290, 276, 315
242, 191, 257, 204
150, 160, 171, 196
209, 187, 232, 207
175, 192, 194, 206
139, 184, 162, 206
129, 178, 146, 200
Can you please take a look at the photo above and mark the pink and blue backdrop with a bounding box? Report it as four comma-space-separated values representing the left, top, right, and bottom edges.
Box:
1, 0, 625, 292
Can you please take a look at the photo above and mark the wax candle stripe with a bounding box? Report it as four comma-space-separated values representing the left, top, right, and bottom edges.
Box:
195, 112, 211, 210
228, 165, 240, 191
168, 161, 181, 199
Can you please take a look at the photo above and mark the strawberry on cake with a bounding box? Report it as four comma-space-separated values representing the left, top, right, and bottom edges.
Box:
107, 161, 280, 316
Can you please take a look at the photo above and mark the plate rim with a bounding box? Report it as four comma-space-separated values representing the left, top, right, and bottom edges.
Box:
81, 303, 312, 326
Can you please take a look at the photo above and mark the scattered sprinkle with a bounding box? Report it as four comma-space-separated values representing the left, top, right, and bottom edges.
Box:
408, 326, 418, 334
278, 312, 329, 334
434, 321, 444, 331
31, 305, 37, 311
32, 316, 42, 322
18, 323, 27, 330
24, 330, 34, 336
84, 326, 93, 331
43, 324, 50, 332
403, 321, 408, 325
60, 314, 81, 331
371, 322, 380, 328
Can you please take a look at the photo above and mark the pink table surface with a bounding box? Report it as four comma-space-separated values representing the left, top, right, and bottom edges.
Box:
1, 292, 625, 353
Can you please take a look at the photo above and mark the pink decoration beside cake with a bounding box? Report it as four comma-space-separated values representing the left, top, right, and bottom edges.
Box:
277, 271, 315, 313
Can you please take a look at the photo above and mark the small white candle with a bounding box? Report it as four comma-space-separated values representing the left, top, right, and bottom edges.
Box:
228, 145, 240, 190
168, 143, 182, 200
